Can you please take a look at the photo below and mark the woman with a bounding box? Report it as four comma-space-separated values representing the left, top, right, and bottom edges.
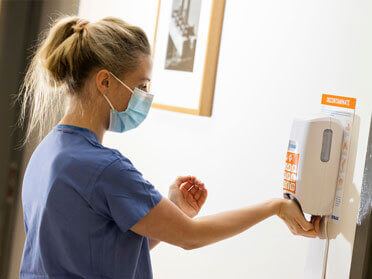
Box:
18, 16, 320, 279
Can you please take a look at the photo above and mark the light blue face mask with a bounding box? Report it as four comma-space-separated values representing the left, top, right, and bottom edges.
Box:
102, 72, 154, 133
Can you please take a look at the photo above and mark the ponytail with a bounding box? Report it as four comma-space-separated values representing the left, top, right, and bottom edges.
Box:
14, 15, 151, 146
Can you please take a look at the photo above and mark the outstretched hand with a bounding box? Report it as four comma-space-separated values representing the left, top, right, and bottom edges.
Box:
277, 199, 320, 238
168, 176, 208, 218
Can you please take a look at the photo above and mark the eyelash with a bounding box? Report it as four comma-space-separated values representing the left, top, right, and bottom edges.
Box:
138, 84, 148, 90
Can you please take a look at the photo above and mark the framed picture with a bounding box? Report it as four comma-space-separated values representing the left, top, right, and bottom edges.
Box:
150, 0, 226, 116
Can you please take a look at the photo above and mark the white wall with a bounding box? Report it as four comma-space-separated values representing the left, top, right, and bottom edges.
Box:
79, 1, 372, 278
9, 0, 371, 278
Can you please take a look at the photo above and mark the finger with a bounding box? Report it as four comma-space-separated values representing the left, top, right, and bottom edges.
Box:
194, 178, 202, 185
294, 221, 317, 238
189, 185, 198, 195
302, 229, 318, 238
180, 182, 193, 200
186, 177, 203, 190
314, 216, 321, 234
187, 192, 198, 210
180, 181, 194, 191
197, 189, 208, 207
296, 215, 314, 232
175, 176, 194, 186
194, 188, 202, 200
195, 181, 205, 189
292, 222, 316, 238
292, 221, 303, 235
309, 216, 321, 236
188, 176, 198, 185
190, 177, 203, 186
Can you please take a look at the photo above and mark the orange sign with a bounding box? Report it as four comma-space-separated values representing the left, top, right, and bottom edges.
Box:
321, 94, 356, 109
283, 152, 299, 194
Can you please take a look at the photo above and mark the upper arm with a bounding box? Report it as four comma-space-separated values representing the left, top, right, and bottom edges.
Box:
91, 158, 163, 232
130, 196, 196, 250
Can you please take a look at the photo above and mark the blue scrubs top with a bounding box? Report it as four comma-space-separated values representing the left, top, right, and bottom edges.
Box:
20, 124, 163, 279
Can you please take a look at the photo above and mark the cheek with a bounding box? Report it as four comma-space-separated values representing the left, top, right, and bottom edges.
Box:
114, 91, 131, 112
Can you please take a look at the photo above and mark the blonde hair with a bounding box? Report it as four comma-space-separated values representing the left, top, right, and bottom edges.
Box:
15, 15, 151, 146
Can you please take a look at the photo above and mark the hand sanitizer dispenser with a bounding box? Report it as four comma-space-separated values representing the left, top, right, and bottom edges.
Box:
283, 116, 344, 216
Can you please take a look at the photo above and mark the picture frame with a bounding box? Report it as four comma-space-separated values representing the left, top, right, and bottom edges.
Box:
150, 0, 226, 116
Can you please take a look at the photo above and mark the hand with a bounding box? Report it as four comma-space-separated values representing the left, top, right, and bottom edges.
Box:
168, 176, 208, 218
277, 198, 320, 238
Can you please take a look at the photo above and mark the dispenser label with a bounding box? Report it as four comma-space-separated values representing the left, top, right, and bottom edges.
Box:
283, 151, 299, 194
321, 93, 356, 223
321, 94, 356, 110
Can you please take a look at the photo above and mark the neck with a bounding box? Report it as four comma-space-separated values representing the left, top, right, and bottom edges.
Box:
58, 99, 106, 144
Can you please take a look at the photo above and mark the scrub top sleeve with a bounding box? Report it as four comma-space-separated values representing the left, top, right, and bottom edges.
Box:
91, 158, 163, 232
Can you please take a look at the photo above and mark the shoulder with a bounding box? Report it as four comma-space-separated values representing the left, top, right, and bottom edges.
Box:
58, 140, 137, 193
92, 149, 158, 201
95, 152, 144, 190
95, 143, 136, 172
89, 149, 163, 228
74, 142, 135, 175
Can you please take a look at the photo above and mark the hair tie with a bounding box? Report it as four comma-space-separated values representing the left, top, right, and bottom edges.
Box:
73, 19, 90, 33
76, 19, 90, 27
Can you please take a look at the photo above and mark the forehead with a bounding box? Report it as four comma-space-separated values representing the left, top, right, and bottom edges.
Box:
130, 54, 152, 80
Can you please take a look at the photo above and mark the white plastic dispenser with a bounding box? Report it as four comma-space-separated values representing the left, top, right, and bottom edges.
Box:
283, 116, 344, 216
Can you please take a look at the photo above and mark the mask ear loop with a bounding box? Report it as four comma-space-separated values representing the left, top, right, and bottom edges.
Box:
109, 72, 134, 93
102, 94, 116, 111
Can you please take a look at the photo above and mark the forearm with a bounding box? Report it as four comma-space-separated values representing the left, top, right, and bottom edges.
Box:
149, 202, 195, 251
150, 187, 202, 251
132, 197, 283, 251
149, 201, 194, 251
187, 198, 282, 249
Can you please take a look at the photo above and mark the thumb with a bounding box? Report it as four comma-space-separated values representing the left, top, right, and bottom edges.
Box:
297, 215, 314, 231
174, 176, 193, 187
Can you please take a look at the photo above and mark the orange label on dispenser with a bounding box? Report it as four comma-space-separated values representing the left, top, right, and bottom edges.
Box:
283, 152, 299, 194
321, 94, 356, 109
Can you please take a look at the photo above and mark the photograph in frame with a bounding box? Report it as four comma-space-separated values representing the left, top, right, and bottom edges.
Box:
150, 0, 226, 116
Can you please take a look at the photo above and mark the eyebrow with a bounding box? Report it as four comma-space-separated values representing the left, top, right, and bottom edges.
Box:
139, 77, 151, 82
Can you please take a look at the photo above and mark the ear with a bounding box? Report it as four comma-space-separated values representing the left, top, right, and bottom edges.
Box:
95, 69, 111, 95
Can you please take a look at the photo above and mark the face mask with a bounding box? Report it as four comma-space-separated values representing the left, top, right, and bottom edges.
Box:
102, 72, 154, 133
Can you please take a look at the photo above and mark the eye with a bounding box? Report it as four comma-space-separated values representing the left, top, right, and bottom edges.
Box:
138, 83, 148, 91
